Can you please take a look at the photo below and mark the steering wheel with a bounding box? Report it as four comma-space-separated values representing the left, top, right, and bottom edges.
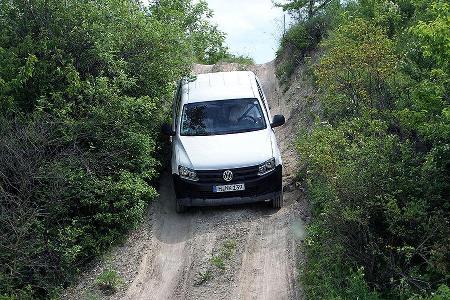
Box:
238, 115, 257, 124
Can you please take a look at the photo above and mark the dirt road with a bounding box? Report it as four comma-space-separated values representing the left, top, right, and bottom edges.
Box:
64, 61, 310, 300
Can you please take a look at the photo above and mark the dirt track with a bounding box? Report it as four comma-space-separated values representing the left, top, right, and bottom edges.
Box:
64, 61, 310, 300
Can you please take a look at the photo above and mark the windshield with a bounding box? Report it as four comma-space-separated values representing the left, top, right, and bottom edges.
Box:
180, 98, 267, 136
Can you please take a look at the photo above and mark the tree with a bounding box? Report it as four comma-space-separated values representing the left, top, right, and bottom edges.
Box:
275, 0, 335, 20
149, 0, 230, 64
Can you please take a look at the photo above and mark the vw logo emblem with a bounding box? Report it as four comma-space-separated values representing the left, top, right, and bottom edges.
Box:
223, 170, 233, 182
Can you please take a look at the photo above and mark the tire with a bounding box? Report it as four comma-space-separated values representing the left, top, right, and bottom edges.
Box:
271, 191, 283, 209
175, 198, 187, 213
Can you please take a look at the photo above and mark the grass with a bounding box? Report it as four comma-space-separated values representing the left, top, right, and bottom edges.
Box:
195, 270, 213, 286
210, 255, 226, 270
95, 268, 124, 295
192, 239, 237, 286
209, 239, 237, 271
221, 239, 237, 259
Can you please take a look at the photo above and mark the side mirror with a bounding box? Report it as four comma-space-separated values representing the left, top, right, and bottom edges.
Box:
271, 115, 285, 128
161, 123, 176, 136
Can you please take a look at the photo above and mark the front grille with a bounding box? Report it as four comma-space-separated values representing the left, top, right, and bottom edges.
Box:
173, 165, 282, 201
196, 165, 260, 183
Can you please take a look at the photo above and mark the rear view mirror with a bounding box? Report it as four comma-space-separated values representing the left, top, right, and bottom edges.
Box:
161, 123, 175, 136
271, 115, 285, 128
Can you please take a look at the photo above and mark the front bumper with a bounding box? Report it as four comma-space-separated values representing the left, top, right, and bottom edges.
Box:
173, 165, 282, 207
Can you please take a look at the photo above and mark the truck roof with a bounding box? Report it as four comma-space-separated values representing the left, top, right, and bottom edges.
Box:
182, 71, 257, 104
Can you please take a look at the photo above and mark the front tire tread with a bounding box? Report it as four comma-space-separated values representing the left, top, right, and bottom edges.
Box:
271, 192, 283, 209
175, 198, 187, 213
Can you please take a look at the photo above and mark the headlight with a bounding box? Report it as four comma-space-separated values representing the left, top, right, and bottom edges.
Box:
258, 158, 276, 176
178, 165, 198, 181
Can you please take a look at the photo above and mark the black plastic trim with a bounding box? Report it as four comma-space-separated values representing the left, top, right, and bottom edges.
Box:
173, 165, 282, 207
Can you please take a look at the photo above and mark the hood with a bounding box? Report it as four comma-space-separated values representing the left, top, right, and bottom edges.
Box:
176, 129, 273, 170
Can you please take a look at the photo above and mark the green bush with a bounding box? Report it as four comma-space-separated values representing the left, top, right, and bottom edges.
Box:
315, 18, 397, 121
299, 117, 449, 298
95, 268, 123, 294
276, 20, 320, 82
0, 0, 229, 298
293, 0, 449, 298
276, 5, 337, 83
219, 54, 255, 66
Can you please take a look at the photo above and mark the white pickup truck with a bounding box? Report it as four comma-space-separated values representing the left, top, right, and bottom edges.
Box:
162, 71, 285, 212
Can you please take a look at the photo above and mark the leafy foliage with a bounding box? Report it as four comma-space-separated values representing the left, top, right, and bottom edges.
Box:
316, 18, 397, 121
276, 0, 336, 20
0, 0, 229, 298
95, 268, 123, 294
287, 0, 450, 298
218, 54, 255, 66
275, 2, 339, 83
209, 239, 237, 270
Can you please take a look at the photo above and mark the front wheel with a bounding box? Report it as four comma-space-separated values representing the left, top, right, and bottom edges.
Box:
175, 198, 187, 213
271, 192, 283, 209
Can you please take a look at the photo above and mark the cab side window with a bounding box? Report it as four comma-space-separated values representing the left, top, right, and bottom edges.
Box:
255, 78, 270, 118
173, 80, 182, 131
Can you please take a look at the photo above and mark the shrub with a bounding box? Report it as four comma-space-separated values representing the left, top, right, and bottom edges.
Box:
299, 117, 449, 298
276, 6, 336, 83
0, 0, 229, 298
0, 115, 156, 296
219, 54, 255, 65
315, 18, 397, 122
95, 268, 123, 294
296, 1, 449, 298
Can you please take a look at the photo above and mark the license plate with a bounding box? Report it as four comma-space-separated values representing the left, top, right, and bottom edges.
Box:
213, 183, 245, 193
